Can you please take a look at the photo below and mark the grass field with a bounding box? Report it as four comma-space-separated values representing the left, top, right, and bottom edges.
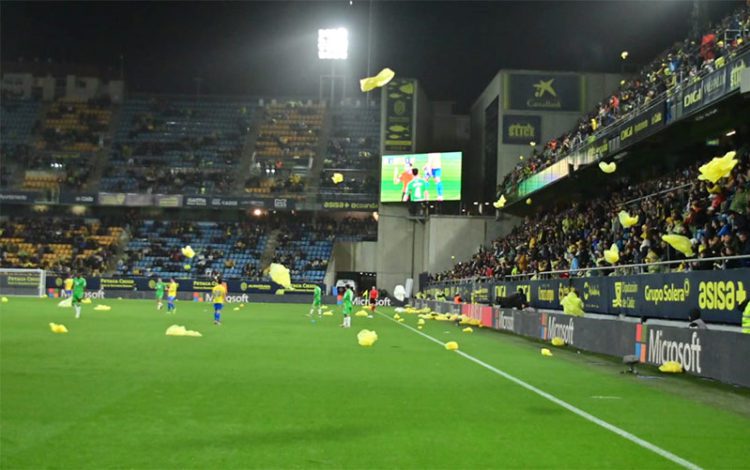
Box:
380, 152, 462, 202
1, 297, 749, 469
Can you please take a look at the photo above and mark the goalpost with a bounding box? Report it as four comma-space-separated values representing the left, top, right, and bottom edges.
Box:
0, 268, 47, 298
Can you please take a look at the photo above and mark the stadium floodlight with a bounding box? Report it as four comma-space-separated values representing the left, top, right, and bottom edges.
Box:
318, 28, 349, 60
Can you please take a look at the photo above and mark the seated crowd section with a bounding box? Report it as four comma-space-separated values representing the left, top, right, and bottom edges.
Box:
117, 216, 377, 283
0, 218, 123, 276
500, 6, 750, 194
432, 146, 750, 282
319, 105, 380, 200
118, 220, 268, 280
0, 97, 41, 188
1, 96, 112, 192
102, 96, 255, 194
246, 101, 324, 196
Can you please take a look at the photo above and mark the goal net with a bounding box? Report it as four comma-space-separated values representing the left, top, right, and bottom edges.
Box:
0, 269, 46, 297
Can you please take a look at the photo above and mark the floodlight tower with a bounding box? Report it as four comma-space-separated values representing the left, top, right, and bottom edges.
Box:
318, 27, 348, 106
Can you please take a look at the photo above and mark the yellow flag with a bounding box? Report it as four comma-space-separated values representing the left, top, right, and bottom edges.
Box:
331, 173, 344, 184
662, 234, 694, 257
618, 210, 639, 228
603, 243, 619, 265
360, 68, 396, 92
697, 151, 738, 183
493, 195, 507, 209
269, 263, 293, 289
598, 161, 616, 174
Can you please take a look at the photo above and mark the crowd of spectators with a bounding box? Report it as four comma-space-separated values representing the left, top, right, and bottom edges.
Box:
0, 97, 105, 192
103, 96, 252, 194
118, 220, 266, 279
319, 171, 378, 199
500, 6, 750, 193
433, 146, 750, 282
38, 98, 111, 153
321, 107, 380, 199
106, 166, 233, 194
117, 215, 378, 281
0, 217, 122, 276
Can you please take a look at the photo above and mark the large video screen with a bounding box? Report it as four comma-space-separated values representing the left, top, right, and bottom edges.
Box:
380, 152, 462, 202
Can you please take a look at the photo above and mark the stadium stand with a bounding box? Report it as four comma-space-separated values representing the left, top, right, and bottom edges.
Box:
24, 98, 113, 191
319, 105, 380, 201
500, 7, 750, 194
102, 96, 255, 194
0, 98, 41, 146
0, 218, 123, 276
271, 216, 378, 282
117, 220, 268, 280
0, 98, 42, 188
245, 101, 324, 196
117, 216, 377, 282
433, 146, 750, 282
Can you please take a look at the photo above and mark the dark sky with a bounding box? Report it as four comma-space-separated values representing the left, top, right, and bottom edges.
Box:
1, 1, 741, 111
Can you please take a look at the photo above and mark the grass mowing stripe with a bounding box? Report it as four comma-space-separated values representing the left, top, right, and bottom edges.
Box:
378, 311, 703, 470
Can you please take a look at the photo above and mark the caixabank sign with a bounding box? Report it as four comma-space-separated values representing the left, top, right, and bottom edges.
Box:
504, 73, 584, 112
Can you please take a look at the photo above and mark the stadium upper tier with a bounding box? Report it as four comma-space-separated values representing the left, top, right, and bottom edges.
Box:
1, 94, 382, 200
102, 96, 256, 194
499, 6, 749, 197
319, 106, 380, 201
433, 146, 750, 282
0, 99, 41, 146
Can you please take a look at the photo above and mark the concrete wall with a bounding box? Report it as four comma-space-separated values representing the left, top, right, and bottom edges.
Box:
469, 74, 503, 203
376, 210, 523, 292
376, 204, 416, 294
470, 70, 625, 200
331, 241, 378, 273
420, 215, 521, 274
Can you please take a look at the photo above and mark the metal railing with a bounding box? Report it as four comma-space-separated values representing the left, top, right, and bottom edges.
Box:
502, 42, 750, 199
429, 254, 750, 286
619, 182, 693, 207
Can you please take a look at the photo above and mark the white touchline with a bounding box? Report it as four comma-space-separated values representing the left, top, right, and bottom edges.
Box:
379, 313, 702, 470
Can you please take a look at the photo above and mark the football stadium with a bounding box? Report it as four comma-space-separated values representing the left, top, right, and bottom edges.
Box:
1, 1, 750, 468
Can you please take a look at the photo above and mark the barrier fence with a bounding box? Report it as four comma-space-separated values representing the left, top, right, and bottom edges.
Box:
414, 299, 750, 388
425, 268, 749, 325
40, 275, 323, 300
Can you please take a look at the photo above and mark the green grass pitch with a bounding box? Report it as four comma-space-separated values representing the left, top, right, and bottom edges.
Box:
1, 297, 749, 468
380, 152, 462, 202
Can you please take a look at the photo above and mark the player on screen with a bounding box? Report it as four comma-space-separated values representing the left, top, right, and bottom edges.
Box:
310, 284, 323, 317
167, 278, 178, 314
403, 168, 430, 202
393, 159, 414, 201
62, 273, 73, 298
72, 273, 86, 319
155, 277, 165, 310
212, 277, 227, 325
423, 152, 444, 201
341, 285, 353, 328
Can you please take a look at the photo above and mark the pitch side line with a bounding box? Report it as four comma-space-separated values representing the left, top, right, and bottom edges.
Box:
378, 312, 702, 470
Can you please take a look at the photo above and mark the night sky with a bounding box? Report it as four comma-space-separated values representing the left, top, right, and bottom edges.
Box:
1, 1, 741, 111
